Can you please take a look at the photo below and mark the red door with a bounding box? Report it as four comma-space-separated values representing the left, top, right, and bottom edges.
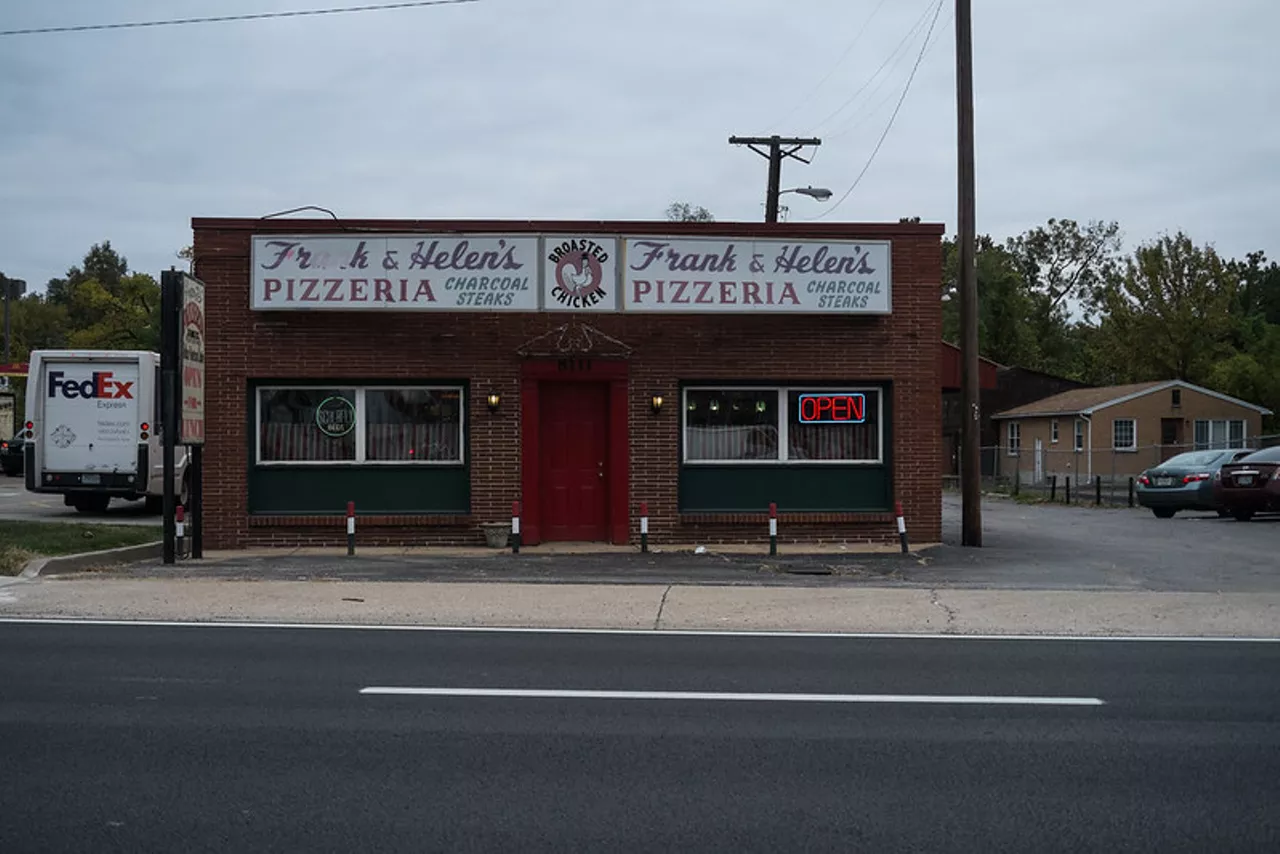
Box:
539, 382, 609, 541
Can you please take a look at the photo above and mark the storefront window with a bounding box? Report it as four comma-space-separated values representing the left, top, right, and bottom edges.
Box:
258, 388, 357, 462
257, 386, 464, 465
684, 389, 779, 461
365, 388, 463, 462
787, 390, 880, 461
683, 386, 882, 464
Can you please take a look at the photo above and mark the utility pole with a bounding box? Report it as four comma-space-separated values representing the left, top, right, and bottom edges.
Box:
729, 135, 821, 222
2, 274, 27, 365
956, 0, 982, 546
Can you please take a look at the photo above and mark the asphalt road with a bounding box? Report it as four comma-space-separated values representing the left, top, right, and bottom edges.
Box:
0, 475, 158, 525
1, 621, 1277, 852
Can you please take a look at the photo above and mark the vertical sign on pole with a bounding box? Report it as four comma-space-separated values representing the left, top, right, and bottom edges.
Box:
180, 272, 206, 559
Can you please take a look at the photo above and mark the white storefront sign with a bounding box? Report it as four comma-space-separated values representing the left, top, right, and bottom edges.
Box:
180, 274, 206, 445
251, 235, 540, 311
622, 237, 891, 314
250, 234, 891, 315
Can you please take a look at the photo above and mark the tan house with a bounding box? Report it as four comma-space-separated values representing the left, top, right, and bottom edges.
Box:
990, 380, 1273, 484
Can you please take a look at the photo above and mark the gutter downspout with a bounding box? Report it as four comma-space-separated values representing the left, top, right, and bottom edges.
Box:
1082, 413, 1093, 481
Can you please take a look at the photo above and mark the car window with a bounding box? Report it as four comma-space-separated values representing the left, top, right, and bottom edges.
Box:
1236, 446, 1280, 464
1161, 451, 1227, 467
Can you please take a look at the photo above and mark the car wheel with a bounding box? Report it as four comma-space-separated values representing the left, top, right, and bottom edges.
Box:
1217, 509, 1231, 518
1232, 510, 1255, 522
1152, 508, 1176, 519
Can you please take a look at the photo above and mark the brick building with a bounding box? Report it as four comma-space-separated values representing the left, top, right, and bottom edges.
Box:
191, 218, 943, 550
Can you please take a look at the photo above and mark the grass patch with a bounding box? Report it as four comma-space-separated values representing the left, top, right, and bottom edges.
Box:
0, 521, 161, 575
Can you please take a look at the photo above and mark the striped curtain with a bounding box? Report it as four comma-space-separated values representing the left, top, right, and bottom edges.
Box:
260, 423, 354, 462
366, 422, 461, 461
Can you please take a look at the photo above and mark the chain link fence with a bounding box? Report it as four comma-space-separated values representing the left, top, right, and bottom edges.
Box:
943, 434, 1280, 507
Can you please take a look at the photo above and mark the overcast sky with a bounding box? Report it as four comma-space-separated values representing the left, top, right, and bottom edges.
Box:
1, 0, 1276, 291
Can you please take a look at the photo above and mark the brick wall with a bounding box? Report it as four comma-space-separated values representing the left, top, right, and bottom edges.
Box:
193, 218, 943, 549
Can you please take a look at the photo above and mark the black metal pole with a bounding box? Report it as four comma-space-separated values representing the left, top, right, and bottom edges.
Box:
160, 270, 179, 565
190, 444, 203, 559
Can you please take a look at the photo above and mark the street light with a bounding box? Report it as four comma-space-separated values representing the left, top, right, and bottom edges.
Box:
781, 186, 833, 202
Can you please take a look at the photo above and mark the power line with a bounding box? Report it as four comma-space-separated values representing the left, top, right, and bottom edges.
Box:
0, 0, 478, 37
807, 0, 945, 220
769, 0, 890, 132
806, 0, 939, 135
825, 4, 951, 142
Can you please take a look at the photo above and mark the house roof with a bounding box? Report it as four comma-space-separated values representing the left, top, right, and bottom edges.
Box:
991, 379, 1274, 419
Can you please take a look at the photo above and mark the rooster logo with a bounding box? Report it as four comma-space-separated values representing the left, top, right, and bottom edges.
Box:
555, 251, 602, 298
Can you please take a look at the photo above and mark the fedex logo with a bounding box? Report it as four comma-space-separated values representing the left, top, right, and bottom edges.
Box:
48, 371, 134, 400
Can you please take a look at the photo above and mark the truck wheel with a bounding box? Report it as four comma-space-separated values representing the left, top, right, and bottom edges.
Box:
73, 495, 111, 514
1232, 510, 1255, 522
144, 496, 163, 514
1151, 508, 1176, 519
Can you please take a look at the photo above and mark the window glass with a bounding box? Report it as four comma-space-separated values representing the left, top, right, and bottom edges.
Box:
259, 389, 356, 462
366, 389, 463, 462
1074, 420, 1085, 451
1228, 420, 1245, 449
1113, 419, 1136, 450
685, 389, 779, 461
786, 390, 879, 461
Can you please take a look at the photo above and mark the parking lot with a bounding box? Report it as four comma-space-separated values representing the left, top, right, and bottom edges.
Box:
934, 492, 1277, 591
0, 473, 160, 526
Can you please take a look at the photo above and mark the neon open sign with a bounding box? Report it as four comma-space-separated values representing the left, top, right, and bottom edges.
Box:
797, 393, 866, 424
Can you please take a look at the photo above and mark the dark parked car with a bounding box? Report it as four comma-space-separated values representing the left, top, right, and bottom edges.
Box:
1214, 446, 1280, 521
1135, 449, 1254, 518
0, 434, 24, 477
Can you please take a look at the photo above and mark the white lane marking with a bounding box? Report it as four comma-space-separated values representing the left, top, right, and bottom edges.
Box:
0, 617, 1278, 643
359, 687, 1106, 706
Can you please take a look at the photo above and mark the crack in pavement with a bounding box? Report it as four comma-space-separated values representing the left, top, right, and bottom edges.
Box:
929, 588, 957, 630
653, 584, 673, 630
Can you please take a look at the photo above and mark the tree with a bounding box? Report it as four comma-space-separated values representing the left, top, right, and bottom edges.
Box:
1006, 218, 1122, 316
64, 273, 162, 352
666, 202, 715, 223
942, 235, 1044, 369
177, 245, 195, 272
46, 241, 129, 305
1094, 232, 1238, 384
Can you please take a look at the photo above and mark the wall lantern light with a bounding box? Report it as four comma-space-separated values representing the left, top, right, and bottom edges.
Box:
486, 393, 501, 413
650, 394, 664, 415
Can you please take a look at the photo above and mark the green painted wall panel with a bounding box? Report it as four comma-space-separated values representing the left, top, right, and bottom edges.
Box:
679, 465, 890, 512
248, 466, 470, 515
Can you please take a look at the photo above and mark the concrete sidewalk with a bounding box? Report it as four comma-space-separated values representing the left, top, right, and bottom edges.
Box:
2, 577, 1277, 637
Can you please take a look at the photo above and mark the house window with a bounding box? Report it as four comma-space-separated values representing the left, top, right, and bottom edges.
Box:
682, 387, 882, 464
1007, 421, 1021, 456
1112, 418, 1136, 452
1194, 419, 1246, 450
1050, 420, 1059, 444
1171, 388, 1181, 407
257, 386, 465, 465
1074, 419, 1085, 452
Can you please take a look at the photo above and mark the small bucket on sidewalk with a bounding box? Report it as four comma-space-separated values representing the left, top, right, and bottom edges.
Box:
481, 522, 512, 549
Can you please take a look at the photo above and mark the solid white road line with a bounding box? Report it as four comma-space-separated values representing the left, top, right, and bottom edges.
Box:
0, 617, 1278, 642
359, 687, 1106, 706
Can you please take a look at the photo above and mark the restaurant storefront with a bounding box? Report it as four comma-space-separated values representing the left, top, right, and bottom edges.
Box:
192, 217, 943, 549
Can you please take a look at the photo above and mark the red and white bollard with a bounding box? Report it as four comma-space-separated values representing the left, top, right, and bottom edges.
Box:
511, 500, 522, 554
769, 502, 778, 556
894, 500, 909, 554
175, 504, 186, 559
347, 501, 356, 556
639, 502, 649, 553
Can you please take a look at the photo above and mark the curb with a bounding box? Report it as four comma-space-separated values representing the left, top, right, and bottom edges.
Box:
20, 542, 164, 579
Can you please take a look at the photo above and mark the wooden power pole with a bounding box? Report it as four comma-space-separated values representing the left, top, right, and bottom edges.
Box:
729, 135, 822, 222
956, 0, 982, 546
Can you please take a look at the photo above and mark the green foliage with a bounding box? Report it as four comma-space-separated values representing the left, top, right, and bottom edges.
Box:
1094, 232, 1238, 384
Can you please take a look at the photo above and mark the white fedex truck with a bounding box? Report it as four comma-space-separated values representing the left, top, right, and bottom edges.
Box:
23, 350, 188, 513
